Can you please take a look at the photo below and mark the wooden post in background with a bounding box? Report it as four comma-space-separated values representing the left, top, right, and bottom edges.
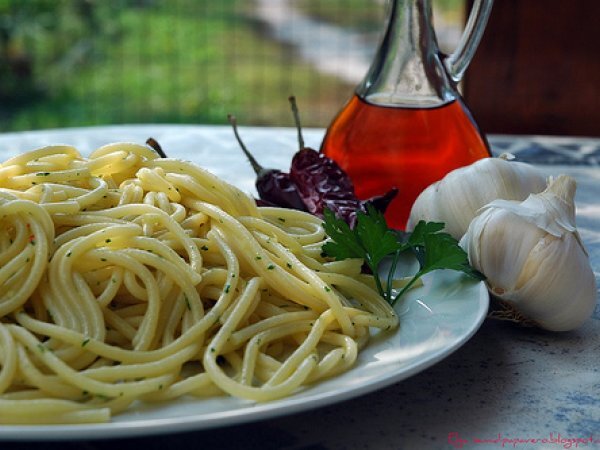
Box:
462, 0, 600, 137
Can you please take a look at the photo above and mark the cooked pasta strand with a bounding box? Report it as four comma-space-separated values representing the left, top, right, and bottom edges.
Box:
0, 143, 399, 423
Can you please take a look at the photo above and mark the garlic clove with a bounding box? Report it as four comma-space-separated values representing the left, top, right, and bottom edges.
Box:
463, 208, 545, 295
460, 175, 597, 332
485, 175, 577, 237
510, 232, 596, 331
407, 155, 547, 239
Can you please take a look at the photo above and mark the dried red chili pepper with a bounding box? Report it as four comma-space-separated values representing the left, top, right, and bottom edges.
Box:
289, 147, 360, 226
291, 151, 398, 227
228, 97, 398, 227
228, 115, 307, 211
287, 97, 397, 227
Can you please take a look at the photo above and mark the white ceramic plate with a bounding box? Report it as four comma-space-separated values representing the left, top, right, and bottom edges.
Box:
0, 126, 489, 440
0, 270, 488, 440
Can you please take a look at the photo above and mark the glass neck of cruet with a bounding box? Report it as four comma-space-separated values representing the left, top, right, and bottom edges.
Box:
357, 0, 456, 108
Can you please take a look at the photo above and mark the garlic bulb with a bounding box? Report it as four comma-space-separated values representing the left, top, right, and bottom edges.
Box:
460, 175, 597, 331
407, 155, 547, 239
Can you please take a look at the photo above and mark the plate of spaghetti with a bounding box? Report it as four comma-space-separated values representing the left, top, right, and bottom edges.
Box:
0, 130, 488, 440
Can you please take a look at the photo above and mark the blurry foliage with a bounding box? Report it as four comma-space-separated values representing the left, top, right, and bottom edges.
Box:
0, 0, 352, 131
297, 0, 464, 30
0, 0, 119, 105
0, 0, 463, 132
296, 0, 385, 32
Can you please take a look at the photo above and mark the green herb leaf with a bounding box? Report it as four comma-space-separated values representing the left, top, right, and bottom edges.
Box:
321, 208, 366, 261
322, 206, 403, 298
322, 209, 483, 306
322, 206, 401, 266
404, 221, 484, 279
355, 204, 402, 269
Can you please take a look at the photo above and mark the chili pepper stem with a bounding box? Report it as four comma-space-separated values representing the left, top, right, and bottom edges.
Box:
146, 137, 167, 158
288, 96, 305, 150
227, 114, 265, 176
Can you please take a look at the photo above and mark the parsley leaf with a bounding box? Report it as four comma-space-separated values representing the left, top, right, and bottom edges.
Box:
323, 205, 402, 296
322, 208, 484, 306
355, 204, 402, 267
321, 208, 366, 260
403, 220, 483, 278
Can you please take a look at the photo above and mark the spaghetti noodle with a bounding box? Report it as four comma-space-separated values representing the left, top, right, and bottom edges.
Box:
0, 143, 398, 424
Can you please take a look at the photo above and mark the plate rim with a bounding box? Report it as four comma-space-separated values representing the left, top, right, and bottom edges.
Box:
0, 277, 488, 441
0, 126, 489, 440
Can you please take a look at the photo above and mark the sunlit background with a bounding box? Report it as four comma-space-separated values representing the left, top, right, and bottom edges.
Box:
0, 0, 464, 132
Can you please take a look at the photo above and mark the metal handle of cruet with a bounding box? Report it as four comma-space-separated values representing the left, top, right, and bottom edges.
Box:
443, 0, 494, 83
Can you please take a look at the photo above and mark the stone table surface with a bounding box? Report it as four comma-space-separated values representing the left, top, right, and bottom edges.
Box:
0, 125, 598, 450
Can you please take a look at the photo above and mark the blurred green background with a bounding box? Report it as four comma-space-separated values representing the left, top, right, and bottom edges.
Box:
0, 0, 463, 132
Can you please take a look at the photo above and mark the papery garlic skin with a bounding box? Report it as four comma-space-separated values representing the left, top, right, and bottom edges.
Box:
407, 155, 547, 239
460, 175, 597, 332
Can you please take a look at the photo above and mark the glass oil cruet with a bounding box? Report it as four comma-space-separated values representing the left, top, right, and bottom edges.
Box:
321, 0, 494, 229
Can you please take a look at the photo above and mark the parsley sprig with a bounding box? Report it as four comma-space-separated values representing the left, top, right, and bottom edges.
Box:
322, 206, 484, 305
